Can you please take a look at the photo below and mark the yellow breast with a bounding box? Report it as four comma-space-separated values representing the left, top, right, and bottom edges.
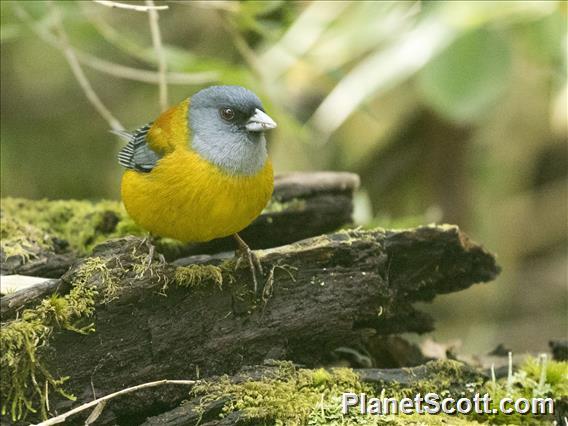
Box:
121, 151, 273, 242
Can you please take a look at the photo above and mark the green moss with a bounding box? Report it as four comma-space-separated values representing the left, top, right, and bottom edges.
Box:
310, 398, 487, 425
190, 358, 565, 425
0, 196, 310, 261
1, 198, 144, 255
0, 214, 53, 262
72, 256, 121, 303
171, 261, 244, 295
128, 246, 164, 282
262, 198, 306, 214
193, 364, 370, 425
311, 368, 333, 386
403, 360, 484, 396
0, 267, 98, 421
193, 362, 482, 425
174, 264, 223, 290
468, 355, 567, 425
520, 355, 568, 396
0, 254, 134, 421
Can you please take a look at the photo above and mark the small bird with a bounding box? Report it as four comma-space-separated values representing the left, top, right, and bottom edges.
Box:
116, 85, 277, 291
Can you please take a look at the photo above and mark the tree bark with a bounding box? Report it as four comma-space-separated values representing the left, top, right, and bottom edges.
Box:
15, 225, 499, 423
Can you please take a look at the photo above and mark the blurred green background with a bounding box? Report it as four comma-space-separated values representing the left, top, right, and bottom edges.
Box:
1, 0, 566, 355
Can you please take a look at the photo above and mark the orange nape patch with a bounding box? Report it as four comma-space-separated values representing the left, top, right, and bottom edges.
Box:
146, 98, 190, 153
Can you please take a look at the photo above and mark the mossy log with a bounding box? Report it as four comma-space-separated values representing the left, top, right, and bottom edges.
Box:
0, 172, 359, 277
2, 225, 499, 424
141, 361, 486, 426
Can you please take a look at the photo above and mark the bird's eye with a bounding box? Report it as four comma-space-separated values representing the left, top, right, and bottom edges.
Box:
220, 107, 235, 121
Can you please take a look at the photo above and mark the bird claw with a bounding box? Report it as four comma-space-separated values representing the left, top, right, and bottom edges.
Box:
233, 234, 263, 295
138, 236, 167, 271
146, 243, 167, 267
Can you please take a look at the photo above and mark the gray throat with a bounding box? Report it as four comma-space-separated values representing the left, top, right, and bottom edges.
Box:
189, 114, 268, 176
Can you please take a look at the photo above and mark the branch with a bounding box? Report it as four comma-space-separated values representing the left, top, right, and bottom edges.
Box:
146, 0, 168, 111
47, 2, 124, 131
81, 3, 161, 65
79, 53, 216, 85
14, 3, 217, 86
93, 0, 169, 12
31, 379, 196, 426
220, 13, 264, 79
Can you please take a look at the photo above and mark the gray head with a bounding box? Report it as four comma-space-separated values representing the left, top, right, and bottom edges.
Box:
188, 85, 277, 176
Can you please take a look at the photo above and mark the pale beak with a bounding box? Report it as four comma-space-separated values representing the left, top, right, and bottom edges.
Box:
246, 108, 277, 132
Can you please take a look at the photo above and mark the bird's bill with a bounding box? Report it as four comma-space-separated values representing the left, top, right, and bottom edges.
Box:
246, 109, 277, 132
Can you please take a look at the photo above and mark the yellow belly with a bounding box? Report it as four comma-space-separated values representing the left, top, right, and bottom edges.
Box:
121, 149, 273, 242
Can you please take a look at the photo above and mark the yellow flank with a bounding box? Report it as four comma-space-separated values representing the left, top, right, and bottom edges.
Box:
121, 99, 274, 242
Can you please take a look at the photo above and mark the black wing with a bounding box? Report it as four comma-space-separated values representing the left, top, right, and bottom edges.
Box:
115, 123, 161, 173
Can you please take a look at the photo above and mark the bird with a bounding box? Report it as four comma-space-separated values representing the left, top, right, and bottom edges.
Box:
115, 85, 277, 292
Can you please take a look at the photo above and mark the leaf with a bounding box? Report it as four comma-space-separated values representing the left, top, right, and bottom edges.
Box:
417, 27, 512, 123
85, 401, 107, 425
308, 17, 455, 138
232, 0, 287, 36
515, 12, 566, 66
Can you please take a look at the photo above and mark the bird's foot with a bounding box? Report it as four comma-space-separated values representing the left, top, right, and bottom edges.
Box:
146, 242, 167, 267
233, 233, 263, 295
135, 236, 166, 277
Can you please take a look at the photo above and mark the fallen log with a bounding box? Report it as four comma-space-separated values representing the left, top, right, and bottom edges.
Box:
1, 224, 499, 424
0, 172, 359, 277
0, 277, 61, 318
140, 361, 487, 426
139, 359, 565, 426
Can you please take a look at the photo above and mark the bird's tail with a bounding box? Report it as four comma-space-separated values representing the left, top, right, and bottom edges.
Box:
110, 129, 135, 143
113, 123, 156, 171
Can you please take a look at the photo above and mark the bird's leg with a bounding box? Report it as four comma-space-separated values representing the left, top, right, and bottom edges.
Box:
233, 233, 263, 294
139, 234, 166, 267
